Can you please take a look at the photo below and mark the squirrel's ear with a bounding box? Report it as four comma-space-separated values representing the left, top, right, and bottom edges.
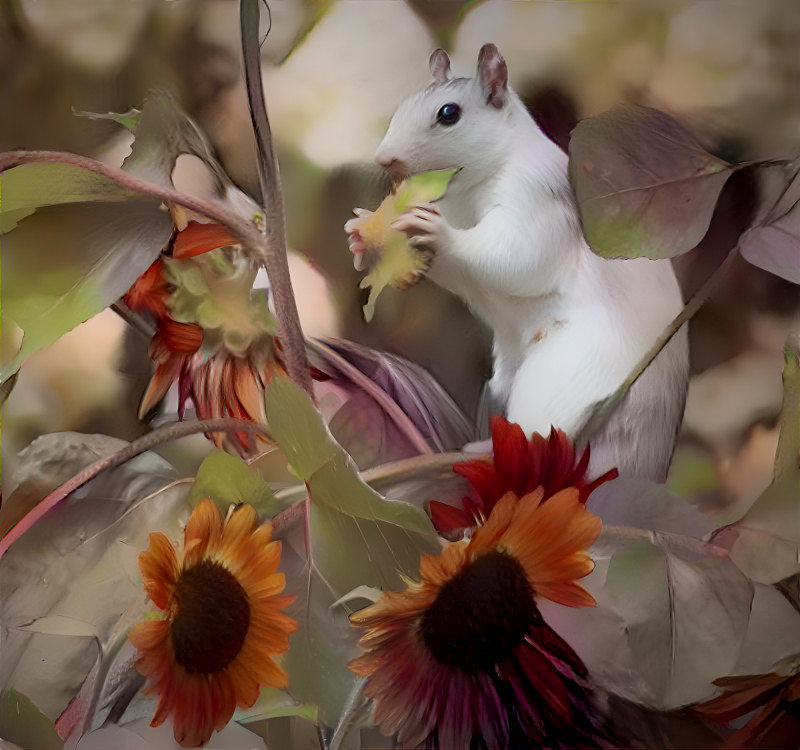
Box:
477, 44, 508, 109
429, 49, 452, 82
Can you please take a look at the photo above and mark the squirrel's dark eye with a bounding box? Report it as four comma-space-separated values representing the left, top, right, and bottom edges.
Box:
436, 102, 461, 126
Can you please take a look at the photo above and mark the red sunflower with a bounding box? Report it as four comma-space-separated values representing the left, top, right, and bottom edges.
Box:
429, 415, 618, 534
349, 488, 620, 749
129, 498, 297, 747
692, 662, 800, 748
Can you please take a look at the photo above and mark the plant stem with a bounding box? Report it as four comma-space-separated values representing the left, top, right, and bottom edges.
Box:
773, 331, 800, 483
0, 417, 271, 557
240, 0, 313, 397
110, 301, 155, 341
575, 246, 741, 447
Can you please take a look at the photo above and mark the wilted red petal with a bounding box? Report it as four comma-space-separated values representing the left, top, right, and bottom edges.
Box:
159, 319, 204, 355
124, 260, 170, 318
173, 221, 238, 259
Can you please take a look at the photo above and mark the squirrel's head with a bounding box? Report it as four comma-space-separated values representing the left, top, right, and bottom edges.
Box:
375, 44, 516, 182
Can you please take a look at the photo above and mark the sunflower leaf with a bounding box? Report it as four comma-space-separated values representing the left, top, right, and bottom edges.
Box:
0, 162, 142, 233
236, 687, 317, 724
0, 432, 188, 725
188, 450, 283, 516
265, 377, 440, 591
0, 93, 241, 383
711, 345, 800, 583
118, 92, 232, 190
568, 104, 736, 259
587, 478, 754, 709
14, 615, 100, 639
277, 535, 363, 726
2, 200, 173, 381
352, 169, 456, 322
604, 537, 753, 709
0, 689, 63, 750
265, 376, 441, 724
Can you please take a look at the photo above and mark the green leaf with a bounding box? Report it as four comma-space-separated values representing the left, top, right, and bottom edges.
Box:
588, 478, 753, 708
237, 687, 317, 724
74, 106, 143, 132
264, 377, 440, 591
0, 162, 142, 233
119, 93, 231, 190
307, 454, 439, 594
568, 104, 735, 259
352, 169, 456, 322
188, 450, 282, 516
264, 376, 441, 723
0, 689, 63, 750
2, 201, 173, 381
264, 377, 339, 480
279, 560, 362, 726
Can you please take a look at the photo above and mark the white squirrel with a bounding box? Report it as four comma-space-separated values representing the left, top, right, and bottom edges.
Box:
347, 44, 689, 481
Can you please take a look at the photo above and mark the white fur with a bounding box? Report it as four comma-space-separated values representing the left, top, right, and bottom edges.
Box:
370, 47, 689, 481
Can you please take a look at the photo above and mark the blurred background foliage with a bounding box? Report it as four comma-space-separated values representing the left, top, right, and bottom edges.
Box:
2, 0, 800, 522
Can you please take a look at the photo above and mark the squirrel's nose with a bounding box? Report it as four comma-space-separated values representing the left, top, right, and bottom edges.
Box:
376, 157, 410, 184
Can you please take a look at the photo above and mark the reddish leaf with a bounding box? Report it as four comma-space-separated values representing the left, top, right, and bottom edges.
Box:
569, 104, 735, 259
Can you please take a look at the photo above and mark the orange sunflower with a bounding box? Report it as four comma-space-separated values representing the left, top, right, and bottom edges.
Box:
129, 498, 297, 747
349, 488, 620, 749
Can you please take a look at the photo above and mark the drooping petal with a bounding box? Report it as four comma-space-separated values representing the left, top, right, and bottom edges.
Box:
428, 498, 475, 532
182, 498, 223, 567
138, 532, 179, 608
158, 319, 204, 355
172, 221, 238, 260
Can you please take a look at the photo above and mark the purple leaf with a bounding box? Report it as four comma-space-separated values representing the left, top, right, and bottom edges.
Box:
309, 338, 474, 466
740, 159, 800, 284
569, 104, 736, 259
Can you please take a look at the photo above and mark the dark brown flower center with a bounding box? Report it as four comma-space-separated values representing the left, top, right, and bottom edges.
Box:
171, 559, 250, 674
420, 549, 538, 672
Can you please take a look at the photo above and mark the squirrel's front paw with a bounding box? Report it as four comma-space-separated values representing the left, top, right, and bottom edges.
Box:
344, 208, 373, 271
390, 203, 447, 265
